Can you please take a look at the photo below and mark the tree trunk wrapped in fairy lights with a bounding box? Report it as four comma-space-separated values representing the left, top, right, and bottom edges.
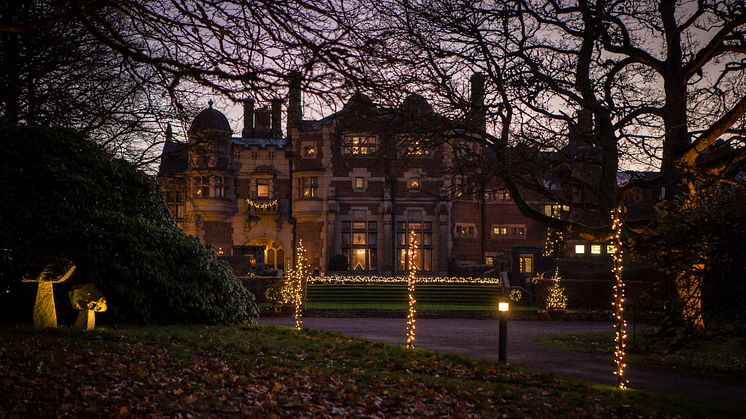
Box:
406, 228, 418, 348
610, 208, 628, 390
290, 239, 310, 330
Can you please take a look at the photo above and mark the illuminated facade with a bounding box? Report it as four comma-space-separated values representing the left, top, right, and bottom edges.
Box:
158, 76, 549, 276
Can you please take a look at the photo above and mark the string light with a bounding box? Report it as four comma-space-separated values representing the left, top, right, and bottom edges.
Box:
610, 207, 628, 390
543, 204, 565, 257
308, 275, 500, 285
246, 198, 278, 210
406, 228, 418, 348
288, 239, 310, 330
545, 267, 568, 310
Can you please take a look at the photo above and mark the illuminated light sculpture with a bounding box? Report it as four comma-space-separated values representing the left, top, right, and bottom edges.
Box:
406, 228, 418, 349
22, 260, 76, 329
610, 207, 628, 390
246, 198, 278, 210
545, 268, 568, 311
68, 284, 107, 331
290, 239, 310, 330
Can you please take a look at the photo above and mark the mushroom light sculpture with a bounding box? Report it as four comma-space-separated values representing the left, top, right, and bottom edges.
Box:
69, 284, 107, 330
22, 260, 76, 329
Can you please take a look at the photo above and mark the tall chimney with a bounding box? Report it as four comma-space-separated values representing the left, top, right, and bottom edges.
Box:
469, 72, 486, 133
165, 122, 173, 143
254, 106, 271, 137
271, 98, 283, 138
287, 71, 303, 138
242, 98, 254, 138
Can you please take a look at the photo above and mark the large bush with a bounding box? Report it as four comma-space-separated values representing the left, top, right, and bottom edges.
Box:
0, 126, 257, 324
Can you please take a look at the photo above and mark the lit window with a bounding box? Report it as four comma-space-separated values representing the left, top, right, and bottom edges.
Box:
342, 218, 377, 271
607, 245, 617, 254
591, 244, 602, 254
194, 176, 210, 197
303, 145, 317, 158
355, 177, 365, 190
492, 225, 526, 238
409, 177, 421, 190
484, 192, 495, 202
485, 257, 494, 266
497, 191, 511, 201
353, 232, 366, 245
405, 139, 430, 157
256, 180, 270, 198
456, 224, 476, 237
343, 135, 377, 155
297, 177, 319, 199
519, 255, 533, 274
575, 244, 586, 254
396, 221, 433, 272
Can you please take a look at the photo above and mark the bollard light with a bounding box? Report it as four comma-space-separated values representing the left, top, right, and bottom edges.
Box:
498, 300, 509, 363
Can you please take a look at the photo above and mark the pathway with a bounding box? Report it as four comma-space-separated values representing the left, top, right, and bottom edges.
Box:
260, 316, 746, 407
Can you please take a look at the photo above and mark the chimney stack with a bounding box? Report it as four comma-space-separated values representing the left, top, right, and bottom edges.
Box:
287, 71, 303, 139
242, 98, 254, 138
469, 72, 486, 133
254, 106, 271, 137
271, 98, 283, 138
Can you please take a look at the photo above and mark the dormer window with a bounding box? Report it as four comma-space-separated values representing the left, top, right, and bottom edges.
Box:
409, 177, 421, 190
343, 135, 377, 155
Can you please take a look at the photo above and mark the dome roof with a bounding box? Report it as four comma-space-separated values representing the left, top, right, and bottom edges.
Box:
189, 100, 232, 133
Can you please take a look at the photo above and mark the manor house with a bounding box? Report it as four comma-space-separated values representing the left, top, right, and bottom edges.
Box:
158, 75, 554, 277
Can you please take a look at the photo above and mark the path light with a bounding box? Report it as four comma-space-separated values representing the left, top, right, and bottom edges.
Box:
22, 260, 76, 329
498, 301, 509, 363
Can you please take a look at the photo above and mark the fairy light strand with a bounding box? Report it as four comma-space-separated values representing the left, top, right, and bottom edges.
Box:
308, 275, 500, 285
611, 207, 628, 390
246, 198, 278, 210
406, 228, 418, 349
291, 239, 309, 330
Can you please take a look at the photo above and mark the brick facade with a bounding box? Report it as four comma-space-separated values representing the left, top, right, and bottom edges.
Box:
159, 85, 549, 276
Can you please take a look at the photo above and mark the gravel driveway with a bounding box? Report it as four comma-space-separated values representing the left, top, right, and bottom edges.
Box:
261, 316, 746, 407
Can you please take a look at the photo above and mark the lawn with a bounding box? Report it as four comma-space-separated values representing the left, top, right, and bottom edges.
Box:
1, 324, 740, 417
538, 331, 746, 378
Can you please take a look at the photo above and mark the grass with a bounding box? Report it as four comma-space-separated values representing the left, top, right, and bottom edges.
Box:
0, 323, 741, 417
538, 331, 746, 378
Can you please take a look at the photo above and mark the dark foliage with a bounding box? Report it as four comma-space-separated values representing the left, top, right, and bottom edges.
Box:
0, 126, 257, 324
636, 189, 746, 334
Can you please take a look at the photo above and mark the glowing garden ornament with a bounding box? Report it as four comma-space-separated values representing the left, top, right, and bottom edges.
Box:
545, 268, 568, 310
406, 228, 418, 348
610, 207, 628, 390
22, 260, 76, 329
